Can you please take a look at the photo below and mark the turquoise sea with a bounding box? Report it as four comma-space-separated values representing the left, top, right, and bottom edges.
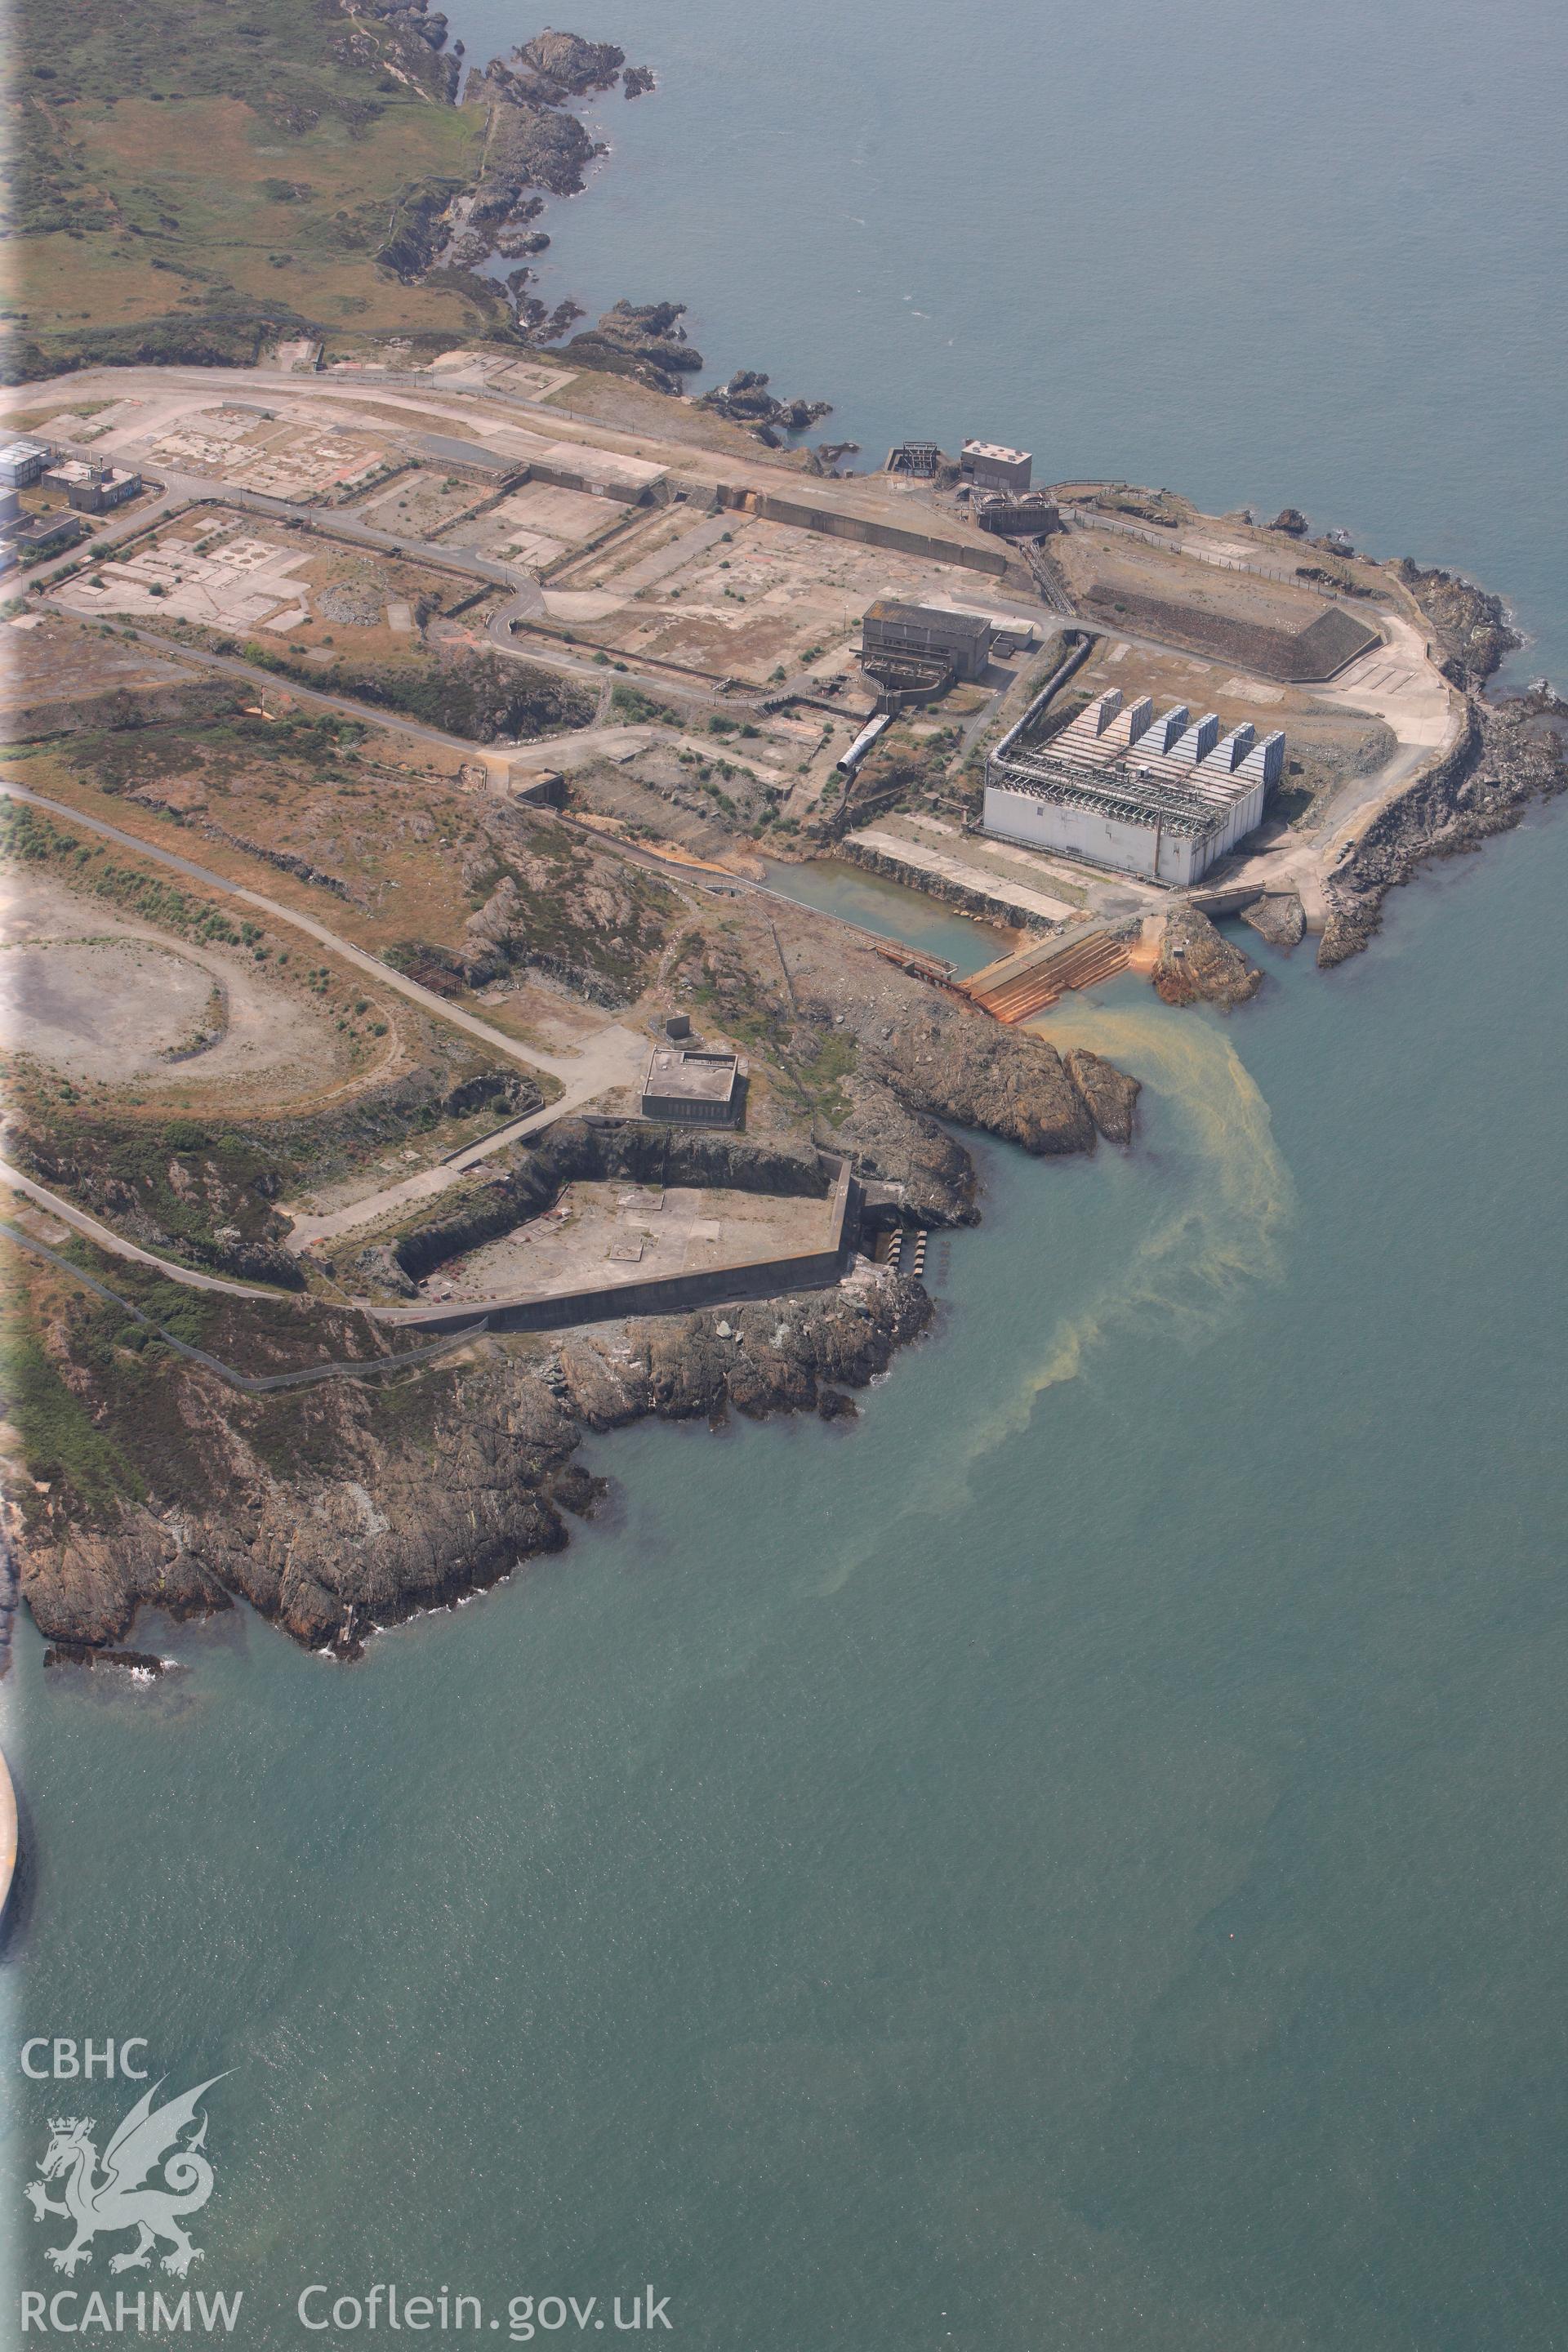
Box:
7, 7, 1568, 2345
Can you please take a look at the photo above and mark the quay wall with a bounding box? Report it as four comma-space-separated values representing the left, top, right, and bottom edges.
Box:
840, 835, 1058, 936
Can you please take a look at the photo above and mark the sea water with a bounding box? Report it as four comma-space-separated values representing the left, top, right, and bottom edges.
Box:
7, 5, 1568, 2344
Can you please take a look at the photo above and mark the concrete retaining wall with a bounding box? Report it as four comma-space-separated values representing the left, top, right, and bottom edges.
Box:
840, 835, 1058, 935
721, 488, 1010, 578
373, 1160, 858, 1335
528, 459, 651, 507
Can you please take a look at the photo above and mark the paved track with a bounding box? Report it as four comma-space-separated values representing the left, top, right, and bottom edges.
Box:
0, 1158, 283, 1296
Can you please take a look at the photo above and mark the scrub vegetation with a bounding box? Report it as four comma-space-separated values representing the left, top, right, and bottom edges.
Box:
4, 0, 498, 379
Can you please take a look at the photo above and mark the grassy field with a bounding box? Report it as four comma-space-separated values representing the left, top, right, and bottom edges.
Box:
5, 0, 501, 376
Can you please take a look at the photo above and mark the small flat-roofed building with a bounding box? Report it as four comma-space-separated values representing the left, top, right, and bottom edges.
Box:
641, 1048, 746, 1128
2, 511, 84, 556
43, 459, 143, 514
0, 439, 51, 490
413, 434, 528, 490
862, 598, 993, 682
961, 439, 1032, 493
0, 489, 19, 528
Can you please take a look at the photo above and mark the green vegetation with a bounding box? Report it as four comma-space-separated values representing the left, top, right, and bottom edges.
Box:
7, 1103, 296, 1279
791, 1030, 858, 1127
0, 1315, 145, 1511
610, 683, 681, 727
64, 706, 362, 798
5, 0, 501, 381
235, 643, 595, 745
1, 800, 259, 951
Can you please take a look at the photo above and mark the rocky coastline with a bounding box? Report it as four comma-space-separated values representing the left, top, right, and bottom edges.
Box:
1319, 688, 1568, 967
561, 301, 707, 394
7, 950, 1141, 1657
390, 25, 836, 425
1153, 907, 1263, 1009
13, 1270, 933, 1658
1307, 560, 1565, 963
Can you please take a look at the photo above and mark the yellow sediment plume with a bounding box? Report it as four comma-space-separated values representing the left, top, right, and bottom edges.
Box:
994, 996, 1297, 1423
817, 999, 1294, 1591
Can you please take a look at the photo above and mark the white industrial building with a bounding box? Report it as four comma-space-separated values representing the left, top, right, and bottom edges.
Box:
0, 439, 51, 490
983, 686, 1283, 886
961, 439, 1032, 493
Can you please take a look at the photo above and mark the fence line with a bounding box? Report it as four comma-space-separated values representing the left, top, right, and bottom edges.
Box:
0, 1222, 486, 1393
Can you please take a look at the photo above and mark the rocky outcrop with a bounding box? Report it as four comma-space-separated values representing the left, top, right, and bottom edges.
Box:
1272, 507, 1309, 536
555, 1267, 930, 1430
513, 29, 625, 94
377, 176, 469, 280
333, 0, 457, 95
201, 824, 354, 902
417, 33, 660, 302
688, 909, 1133, 1164
1153, 907, 1263, 1009
15, 1268, 931, 1655
697, 370, 831, 445
470, 78, 600, 209
564, 301, 705, 392
1395, 559, 1522, 687
622, 65, 654, 97
803, 441, 860, 477
1239, 892, 1307, 949
817, 1076, 978, 1226
1319, 693, 1568, 966
1063, 1048, 1140, 1146
440, 1069, 542, 1122
1, 670, 239, 746
855, 1008, 1098, 1156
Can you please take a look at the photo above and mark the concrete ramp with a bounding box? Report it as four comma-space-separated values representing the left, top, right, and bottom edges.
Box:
963, 926, 1132, 1022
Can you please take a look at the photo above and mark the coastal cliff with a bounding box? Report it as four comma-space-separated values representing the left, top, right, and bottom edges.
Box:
14, 1271, 931, 1655
1, 831, 1142, 1663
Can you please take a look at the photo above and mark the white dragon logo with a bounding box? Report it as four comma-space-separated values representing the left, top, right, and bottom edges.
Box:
24, 2077, 226, 2278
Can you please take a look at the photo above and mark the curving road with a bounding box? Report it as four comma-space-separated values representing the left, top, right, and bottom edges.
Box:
0, 778, 647, 1094
1, 1157, 284, 1297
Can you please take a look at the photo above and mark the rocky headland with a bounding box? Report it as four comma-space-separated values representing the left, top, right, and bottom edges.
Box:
563, 301, 706, 394
14, 1268, 933, 1657
4, 879, 1142, 1659
1319, 688, 1568, 967
1153, 908, 1263, 1009
697, 372, 834, 447
398, 29, 837, 422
